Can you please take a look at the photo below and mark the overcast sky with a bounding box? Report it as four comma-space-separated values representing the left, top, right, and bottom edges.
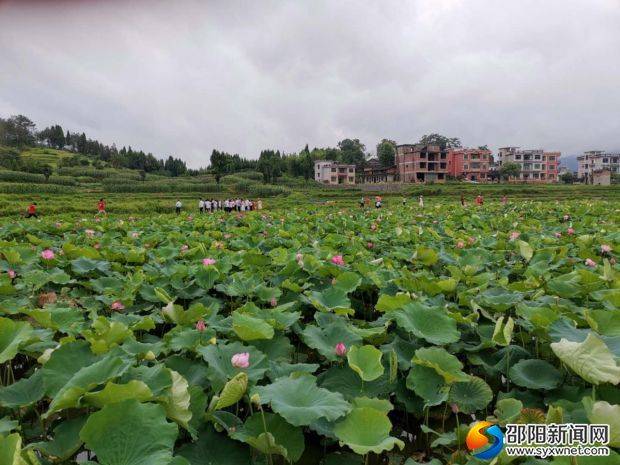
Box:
1, 0, 619, 167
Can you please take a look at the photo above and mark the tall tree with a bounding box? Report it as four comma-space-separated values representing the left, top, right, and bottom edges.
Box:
0, 115, 36, 146
337, 139, 366, 166
419, 134, 461, 149
376, 139, 397, 167
499, 162, 521, 182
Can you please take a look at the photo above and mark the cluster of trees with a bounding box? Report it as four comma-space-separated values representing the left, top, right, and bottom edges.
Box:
0, 114, 189, 176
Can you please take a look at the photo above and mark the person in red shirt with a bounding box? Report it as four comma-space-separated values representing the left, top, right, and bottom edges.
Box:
26, 202, 38, 218
97, 198, 106, 215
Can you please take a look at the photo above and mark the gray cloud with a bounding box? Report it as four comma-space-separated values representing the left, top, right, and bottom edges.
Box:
1, 0, 619, 167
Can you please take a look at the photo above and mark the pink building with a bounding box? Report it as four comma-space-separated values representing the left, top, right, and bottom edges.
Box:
448, 148, 493, 181
395, 144, 449, 182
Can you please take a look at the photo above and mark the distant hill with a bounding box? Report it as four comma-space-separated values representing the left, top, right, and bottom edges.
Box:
561, 154, 578, 171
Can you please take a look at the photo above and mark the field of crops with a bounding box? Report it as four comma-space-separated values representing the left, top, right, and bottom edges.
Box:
0, 199, 618, 465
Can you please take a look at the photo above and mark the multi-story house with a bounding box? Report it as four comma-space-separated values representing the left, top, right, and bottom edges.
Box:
314, 160, 356, 185
577, 151, 620, 180
448, 148, 493, 181
496, 147, 560, 182
395, 144, 449, 182
358, 158, 398, 183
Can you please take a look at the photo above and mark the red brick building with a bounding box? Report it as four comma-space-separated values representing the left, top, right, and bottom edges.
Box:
395, 144, 449, 182
448, 148, 494, 181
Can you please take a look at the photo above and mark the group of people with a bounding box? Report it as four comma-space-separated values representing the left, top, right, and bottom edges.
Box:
175, 198, 263, 215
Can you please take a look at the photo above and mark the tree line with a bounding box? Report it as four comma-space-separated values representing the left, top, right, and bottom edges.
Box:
0, 114, 189, 176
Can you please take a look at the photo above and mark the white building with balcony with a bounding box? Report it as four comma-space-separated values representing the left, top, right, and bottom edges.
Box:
577, 151, 620, 180
314, 160, 356, 185
496, 147, 560, 182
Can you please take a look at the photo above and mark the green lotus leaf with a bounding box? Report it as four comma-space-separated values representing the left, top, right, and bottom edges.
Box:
0, 370, 45, 408
253, 375, 350, 426
214, 372, 247, 410
390, 303, 459, 345
347, 345, 384, 382
123, 364, 173, 397
517, 240, 534, 261
494, 398, 523, 424
71, 257, 110, 275
0, 417, 18, 436
300, 322, 362, 362
406, 364, 449, 407
232, 312, 274, 341
414, 247, 438, 266
0, 317, 33, 364
492, 316, 514, 346
477, 288, 524, 312
230, 412, 304, 463
375, 293, 412, 312
351, 396, 394, 414
412, 347, 468, 384
162, 370, 193, 433
0, 433, 22, 465
82, 380, 153, 407
333, 404, 404, 455
590, 289, 620, 311
318, 366, 394, 400
80, 400, 178, 465
551, 333, 620, 385
307, 288, 353, 315
177, 426, 250, 465
82, 316, 133, 355
509, 359, 562, 390
333, 272, 362, 293
448, 375, 493, 414
27, 417, 86, 461
194, 267, 220, 290
40, 341, 99, 395
587, 401, 620, 447
198, 342, 268, 391
44, 352, 132, 418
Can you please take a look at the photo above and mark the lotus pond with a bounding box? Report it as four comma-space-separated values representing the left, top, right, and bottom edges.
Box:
0, 199, 618, 465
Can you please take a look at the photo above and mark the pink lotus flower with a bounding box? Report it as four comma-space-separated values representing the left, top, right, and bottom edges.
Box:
335, 342, 347, 357
585, 258, 596, 268
601, 244, 612, 253
195, 319, 206, 332
111, 300, 125, 311
202, 258, 216, 266
131, 232, 140, 238
367, 242, 374, 249
451, 403, 459, 414
295, 253, 303, 262
231, 352, 250, 368
563, 214, 570, 221
567, 227, 575, 235
555, 232, 562, 238
95, 217, 101, 223
180, 244, 189, 252
509, 231, 520, 241
41, 249, 55, 260
270, 297, 277, 307
94, 243, 101, 249
468, 237, 476, 245
7, 269, 16, 279
456, 241, 465, 249
85, 229, 95, 237
55, 222, 62, 228
331, 255, 345, 266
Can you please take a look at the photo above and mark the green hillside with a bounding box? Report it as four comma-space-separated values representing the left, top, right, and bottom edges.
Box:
18, 147, 75, 168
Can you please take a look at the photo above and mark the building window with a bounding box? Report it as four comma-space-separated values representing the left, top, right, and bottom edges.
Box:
516, 155, 522, 160
464, 164, 469, 170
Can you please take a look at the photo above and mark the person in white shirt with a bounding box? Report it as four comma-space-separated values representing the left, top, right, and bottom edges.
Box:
175, 200, 182, 215
199, 199, 204, 213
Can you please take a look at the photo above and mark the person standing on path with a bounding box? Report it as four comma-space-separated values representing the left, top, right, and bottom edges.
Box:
419, 195, 424, 209
175, 200, 182, 215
